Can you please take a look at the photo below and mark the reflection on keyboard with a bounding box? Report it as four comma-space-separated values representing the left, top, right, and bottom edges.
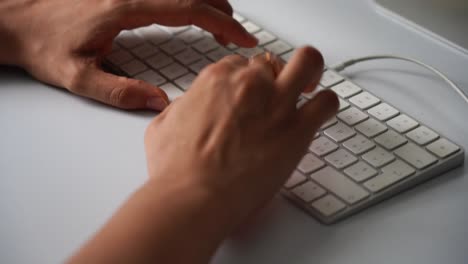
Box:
105, 13, 464, 224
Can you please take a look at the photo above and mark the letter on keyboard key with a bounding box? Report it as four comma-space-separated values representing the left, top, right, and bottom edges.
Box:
325, 149, 358, 169
134, 70, 167, 86
298, 153, 325, 174
159, 83, 184, 102
331, 81, 362, 98
291, 181, 326, 202
426, 138, 460, 158
394, 143, 438, 169
320, 70, 344, 88
387, 114, 419, 133
309, 136, 339, 156
374, 130, 408, 150
311, 166, 369, 204
344, 161, 378, 182
284, 170, 307, 188
337, 107, 369, 126
324, 122, 356, 142
355, 118, 387, 138
311, 195, 346, 217
362, 147, 395, 167
343, 134, 376, 155
264, 40, 292, 55
349, 91, 380, 109
368, 103, 399, 121
406, 126, 439, 145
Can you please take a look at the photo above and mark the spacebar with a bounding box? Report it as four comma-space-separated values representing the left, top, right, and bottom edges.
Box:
311, 166, 370, 204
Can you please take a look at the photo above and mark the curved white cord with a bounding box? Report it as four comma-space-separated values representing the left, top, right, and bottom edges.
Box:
330, 55, 468, 105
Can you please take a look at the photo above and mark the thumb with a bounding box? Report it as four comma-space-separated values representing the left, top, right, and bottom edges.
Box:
69, 64, 169, 111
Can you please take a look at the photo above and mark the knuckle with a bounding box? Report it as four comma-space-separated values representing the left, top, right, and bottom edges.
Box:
109, 84, 129, 107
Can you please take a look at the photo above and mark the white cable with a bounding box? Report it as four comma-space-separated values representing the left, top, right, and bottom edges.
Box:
330, 55, 468, 105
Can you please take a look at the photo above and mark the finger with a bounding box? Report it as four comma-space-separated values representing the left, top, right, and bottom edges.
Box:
217, 54, 249, 69
205, 0, 234, 44
248, 53, 280, 80
275, 46, 324, 104
297, 90, 339, 135
191, 4, 258, 47
70, 65, 169, 111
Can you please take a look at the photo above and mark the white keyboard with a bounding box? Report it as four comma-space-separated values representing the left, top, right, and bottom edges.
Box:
105, 13, 465, 224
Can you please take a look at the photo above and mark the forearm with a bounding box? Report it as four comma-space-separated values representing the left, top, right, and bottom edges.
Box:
68, 177, 236, 264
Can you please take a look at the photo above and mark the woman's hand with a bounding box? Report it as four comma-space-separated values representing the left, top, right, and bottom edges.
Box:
0, 0, 256, 110
145, 47, 338, 227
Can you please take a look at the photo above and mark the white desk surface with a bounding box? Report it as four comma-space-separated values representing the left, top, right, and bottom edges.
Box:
1, 0, 467, 263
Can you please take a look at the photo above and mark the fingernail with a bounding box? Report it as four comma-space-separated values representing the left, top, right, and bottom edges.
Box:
146, 97, 168, 111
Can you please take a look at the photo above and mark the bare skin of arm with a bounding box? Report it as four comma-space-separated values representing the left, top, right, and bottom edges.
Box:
0, 1, 339, 263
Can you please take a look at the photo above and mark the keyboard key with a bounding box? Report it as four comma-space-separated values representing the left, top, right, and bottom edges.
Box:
309, 136, 339, 156
242, 21, 261, 33
368, 103, 399, 121
264, 40, 292, 55
131, 43, 159, 59
343, 134, 376, 155
116, 30, 144, 49
427, 138, 460, 158
320, 70, 344, 88
189, 58, 212, 73
349, 91, 380, 109
387, 114, 419, 133
311, 195, 346, 217
296, 97, 308, 109
284, 170, 307, 188
406, 126, 439, 145
174, 73, 196, 91
320, 117, 338, 129
311, 166, 369, 204
291, 181, 326, 202
233, 13, 246, 23
120, 59, 148, 76
236, 47, 265, 57
280, 50, 295, 62
159, 62, 189, 80
134, 70, 166, 86
339, 98, 350, 111
136, 25, 172, 45
160, 25, 190, 34
146, 52, 174, 69
394, 143, 438, 169
206, 47, 233, 61
106, 50, 134, 65
364, 160, 415, 192
255, 30, 277, 46
355, 118, 387, 138
177, 28, 204, 43
159, 83, 184, 102
193, 37, 220, 53
159, 39, 187, 55
324, 122, 356, 142
374, 130, 408, 150
345, 161, 378, 182
331, 81, 362, 98
337, 107, 368, 126
298, 153, 325, 174
325, 149, 358, 169
362, 147, 395, 167
174, 48, 203, 65
226, 43, 238, 50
